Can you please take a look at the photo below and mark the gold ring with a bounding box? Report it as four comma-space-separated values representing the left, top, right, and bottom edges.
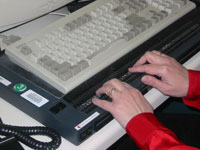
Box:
160, 51, 163, 56
108, 87, 118, 98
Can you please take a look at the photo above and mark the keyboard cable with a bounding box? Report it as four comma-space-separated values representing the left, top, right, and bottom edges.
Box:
0, 117, 61, 150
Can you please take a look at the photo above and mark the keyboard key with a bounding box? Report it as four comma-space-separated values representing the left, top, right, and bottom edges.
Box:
58, 69, 72, 81
77, 60, 89, 70
20, 45, 32, 55
51, 61, 71, 76
5, 0, 196, 93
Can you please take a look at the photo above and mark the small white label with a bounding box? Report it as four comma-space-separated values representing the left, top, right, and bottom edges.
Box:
0, 76, 11, 86
21, 90, 49, 107
75, 112, 100, 131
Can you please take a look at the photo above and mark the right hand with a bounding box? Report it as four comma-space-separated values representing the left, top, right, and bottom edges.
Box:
129, 50, 189, 97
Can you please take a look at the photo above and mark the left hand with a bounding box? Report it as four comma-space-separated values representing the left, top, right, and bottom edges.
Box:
92, 78, 153, 128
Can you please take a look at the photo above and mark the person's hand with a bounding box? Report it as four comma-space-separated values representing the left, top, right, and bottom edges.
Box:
92, 79, 153, 128
129, 50, 189, 97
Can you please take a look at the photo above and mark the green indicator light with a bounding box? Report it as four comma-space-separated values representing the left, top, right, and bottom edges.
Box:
13, 83, 27, 92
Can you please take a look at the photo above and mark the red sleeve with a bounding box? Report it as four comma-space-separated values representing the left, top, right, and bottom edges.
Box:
126, 113, 199, 150
182, 70, 200, 110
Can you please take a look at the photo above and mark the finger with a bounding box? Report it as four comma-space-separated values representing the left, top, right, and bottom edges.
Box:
131, 51, 168, 68
141, 75, 168, 91
96, 79, 125, 96
104, 78, 126, 91
92, 98, 113, 112
97, 86, 122, 100
96, 85, 111, 96
129, 64, 163, 77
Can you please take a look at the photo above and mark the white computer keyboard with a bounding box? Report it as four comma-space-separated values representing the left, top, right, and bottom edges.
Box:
5, 0, 196, 94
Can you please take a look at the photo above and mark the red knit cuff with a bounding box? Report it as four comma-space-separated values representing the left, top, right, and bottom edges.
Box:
182, 70, 200, 109
183, 70, 200, 100
125, 113, 168, 147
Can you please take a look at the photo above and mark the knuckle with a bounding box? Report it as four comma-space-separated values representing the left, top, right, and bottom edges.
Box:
110, 78, 118, 83
169, 57, 176, 62
165, 57, 176, 64
131, 88, 141, 95
135, 89, 142, 95
161, 65, 170, 74
145, 51, 152, 57
143, 65, 149, 72
124, 89, 131, 94
121, 89, 132, 98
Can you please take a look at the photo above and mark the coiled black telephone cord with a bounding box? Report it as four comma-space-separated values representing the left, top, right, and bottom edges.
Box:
0, 118, 61, 150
